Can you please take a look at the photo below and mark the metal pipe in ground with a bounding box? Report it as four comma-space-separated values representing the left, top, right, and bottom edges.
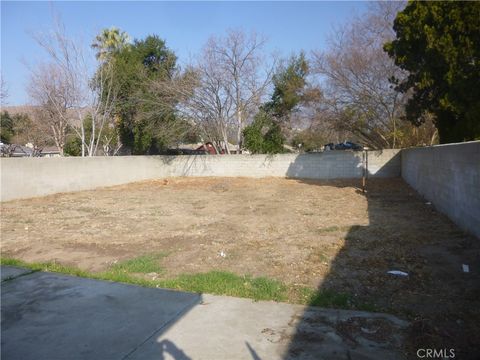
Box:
362, 149, 369, 193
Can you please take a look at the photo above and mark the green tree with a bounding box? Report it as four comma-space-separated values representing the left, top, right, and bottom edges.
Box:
109, 35, 178, 154
244, 53, 310, 154
243, 110, 284, 154
384, 1, 480, 143
265, 52, 309, 120
0, 111, 14, 143
92, 27, 130, 61
64, 135, 82, 157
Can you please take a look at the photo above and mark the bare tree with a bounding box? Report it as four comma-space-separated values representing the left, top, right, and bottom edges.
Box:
0, 76, 8, 105
180, 49, 238, 153
28, 63, 70, 155
144, 63, 232, 154
176, 63, 235, 153
206, 30, 273, 152
311, 2, 410, 149
28, 15, 118, 156
85, 59, 119, 156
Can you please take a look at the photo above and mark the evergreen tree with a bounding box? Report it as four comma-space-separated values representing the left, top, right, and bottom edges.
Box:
385, 1, 480, 143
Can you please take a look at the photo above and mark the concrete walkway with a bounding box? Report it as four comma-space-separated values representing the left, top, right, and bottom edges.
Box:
1, 266, 409, 360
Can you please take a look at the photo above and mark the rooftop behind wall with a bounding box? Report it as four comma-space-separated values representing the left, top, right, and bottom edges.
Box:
0, 150, 400, 202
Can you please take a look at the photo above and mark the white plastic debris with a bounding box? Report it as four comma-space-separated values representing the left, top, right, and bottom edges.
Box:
219, 251, 226, 258
361, 327, 378, 334
387, 270, 409, 277
425, 202, 432, 205
462, 264, 470, 273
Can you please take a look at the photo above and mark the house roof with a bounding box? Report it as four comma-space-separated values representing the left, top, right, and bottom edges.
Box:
40, 146, 61, 154
1, 144, 33, 156
0, 143, 61, 156
177, 143, 204, 150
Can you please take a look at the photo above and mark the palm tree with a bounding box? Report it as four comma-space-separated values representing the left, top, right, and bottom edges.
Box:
91, 27, 130, 61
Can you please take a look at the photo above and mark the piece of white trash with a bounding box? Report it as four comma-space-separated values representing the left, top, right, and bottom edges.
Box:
219, 251, 226, 258
387, 270, 409, 277
425, 202, 432, 205
361, 327, 378, 334
462, 264, 470, 273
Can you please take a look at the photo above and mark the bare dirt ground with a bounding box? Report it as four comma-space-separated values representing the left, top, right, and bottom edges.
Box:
1, 177, 479, 357
1, 177, 372, 282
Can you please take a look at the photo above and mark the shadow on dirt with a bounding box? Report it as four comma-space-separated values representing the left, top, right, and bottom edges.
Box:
284, 152, 480, 359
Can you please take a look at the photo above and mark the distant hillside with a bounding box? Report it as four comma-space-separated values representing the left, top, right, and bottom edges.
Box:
1, 105, 88, 127
1, 105, 41, 116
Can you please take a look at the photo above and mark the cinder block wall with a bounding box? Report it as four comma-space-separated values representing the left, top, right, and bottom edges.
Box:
0, 150, 400, 202
2, 145, 478, 238
402, 141, 480, 238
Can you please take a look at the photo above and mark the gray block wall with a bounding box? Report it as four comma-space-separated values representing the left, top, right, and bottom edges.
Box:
1, 145, 478, 238
402, 141, 480, 238
0, 150, 400, 202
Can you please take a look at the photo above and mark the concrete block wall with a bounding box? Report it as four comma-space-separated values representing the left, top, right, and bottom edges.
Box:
2, 144, 478, 238
166, 150, 400, 179
0, 157, 171, 202
0, 149, 400, 201
402, 141, 480, 238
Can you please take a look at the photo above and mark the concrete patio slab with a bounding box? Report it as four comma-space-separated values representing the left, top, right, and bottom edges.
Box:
127, 294, 408, 360
1, 269, 200, 360
0, 266, 32, 281
1, 267, 409, 360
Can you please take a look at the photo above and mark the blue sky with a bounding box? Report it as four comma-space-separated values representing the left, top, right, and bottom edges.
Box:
1, 1, 369, 105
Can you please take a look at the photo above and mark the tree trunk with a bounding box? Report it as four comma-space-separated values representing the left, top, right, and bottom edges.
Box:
81, 125, 85, 157
236, 108, 242, 154
223, 130, 231, 154
392, 117, 396, 149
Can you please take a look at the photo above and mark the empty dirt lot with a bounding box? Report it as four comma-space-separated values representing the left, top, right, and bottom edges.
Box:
1, 177, 479, 357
